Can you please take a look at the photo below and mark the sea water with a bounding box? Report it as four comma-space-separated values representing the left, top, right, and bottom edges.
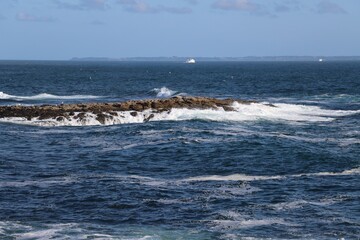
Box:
0, 61, 359, 239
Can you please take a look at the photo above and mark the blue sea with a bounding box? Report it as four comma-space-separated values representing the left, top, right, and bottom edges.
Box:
0, 61, 359, 239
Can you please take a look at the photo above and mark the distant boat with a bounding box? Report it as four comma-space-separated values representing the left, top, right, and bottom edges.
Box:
319, 58, 323, 62
185, 58, 196, 64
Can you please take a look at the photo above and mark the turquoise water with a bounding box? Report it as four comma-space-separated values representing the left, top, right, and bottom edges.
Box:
0, 61, 359, 239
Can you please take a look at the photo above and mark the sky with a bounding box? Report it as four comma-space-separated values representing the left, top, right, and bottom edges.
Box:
0, 0, 359, 60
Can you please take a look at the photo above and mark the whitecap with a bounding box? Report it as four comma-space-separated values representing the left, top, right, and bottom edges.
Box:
232, 102, 360, 122
270, 197, 343, 211
209, 210, 299, 230
183, 174, 282, 182
151, 87, 182, 98
181, 167, 360, 183
0, 91, 102, 101
210, 218, 297, 230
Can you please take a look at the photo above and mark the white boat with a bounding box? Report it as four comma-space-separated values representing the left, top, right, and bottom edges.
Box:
319, 58, 323, 62
185, 58, 196, 64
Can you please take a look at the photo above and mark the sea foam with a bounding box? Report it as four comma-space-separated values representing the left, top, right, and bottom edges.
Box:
151, 87, 185, 98
0, 101, 359, 127
151, 87, 177, 98
182, 167, 360, 182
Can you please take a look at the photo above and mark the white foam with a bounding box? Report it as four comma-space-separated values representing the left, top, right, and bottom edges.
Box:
212, 219, 292, 229
210, 210, 299, 230
232, 102, 360, 122
151, 87, 177, 98
0, 91, 101, 101
182, 167, 360, 182
271, 198, 342, 211
0, 221, 164, 240
184, 174, 282, 182
17, 229, 61, 240
2, 100, 358, 127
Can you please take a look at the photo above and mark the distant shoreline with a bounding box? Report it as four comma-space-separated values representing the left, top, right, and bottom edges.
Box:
70, 56, 360, 62
1, 56, 360, 62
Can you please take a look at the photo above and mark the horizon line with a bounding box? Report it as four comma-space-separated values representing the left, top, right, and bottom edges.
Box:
1, 56, 360, 61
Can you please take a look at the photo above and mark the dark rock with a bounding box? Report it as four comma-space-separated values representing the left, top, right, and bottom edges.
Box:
144, 114, 155, 122
0, 96, 257, 121
223, 106, 234, 111
56, 116, 65, 122
96, 113, 107, 124
130, 112, 138, 117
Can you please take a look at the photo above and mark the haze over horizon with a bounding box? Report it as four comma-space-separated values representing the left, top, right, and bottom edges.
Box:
0, 0, 359, 60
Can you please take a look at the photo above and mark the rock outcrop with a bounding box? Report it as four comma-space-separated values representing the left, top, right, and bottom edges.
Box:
0, 96, 255, 122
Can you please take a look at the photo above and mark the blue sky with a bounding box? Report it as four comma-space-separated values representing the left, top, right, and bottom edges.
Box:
0, 0, 359, 60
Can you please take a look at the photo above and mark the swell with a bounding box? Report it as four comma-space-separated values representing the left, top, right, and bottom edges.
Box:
0, 91, 102, 101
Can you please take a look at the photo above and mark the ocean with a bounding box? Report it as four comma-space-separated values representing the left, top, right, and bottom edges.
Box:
0, 61, 359, 239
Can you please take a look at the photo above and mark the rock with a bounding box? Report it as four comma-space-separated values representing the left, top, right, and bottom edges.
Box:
56, 116, 65, 122
0, 96, 256, 121
96, 113, 107, 124
223, 106, 234, 111
144, 114, 155, 122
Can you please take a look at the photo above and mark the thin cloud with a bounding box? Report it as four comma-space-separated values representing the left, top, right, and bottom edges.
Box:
212, 0, 260, 12
316, 0, 347, 14
54, 0, 108, 11
273, 0, 301, 13
211, 0, 274, 16
274, 4, 290, 12
117, 0, 192, 14
16, 12, 55, 22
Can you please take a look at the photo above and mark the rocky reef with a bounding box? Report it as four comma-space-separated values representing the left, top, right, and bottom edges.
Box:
0, 96, 255, 124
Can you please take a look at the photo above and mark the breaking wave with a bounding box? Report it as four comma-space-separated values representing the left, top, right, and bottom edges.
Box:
151, 87, 185, 98
181, 167, 360, 182
0, 101, 359, 127
0, 92, 102, 101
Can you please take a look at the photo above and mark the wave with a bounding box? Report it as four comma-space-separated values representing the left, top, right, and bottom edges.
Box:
266, 94, 360, 105
182, 167, 360, 182
0, 101, 359, 127
151, 87, 185, 98
2, 167, 358, 190
0, 222, 156, 240
0, 91, 102, 101
211, 218, 296, 230
210, 211, 298, 230
270, 197, 347, 211
0, 177, 74, 188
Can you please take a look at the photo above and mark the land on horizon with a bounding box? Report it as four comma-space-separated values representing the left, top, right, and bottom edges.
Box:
2, 56, 360, 62
70, 56, 360, 62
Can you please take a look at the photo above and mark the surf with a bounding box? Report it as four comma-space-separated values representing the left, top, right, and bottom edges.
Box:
0, 99, 359, 126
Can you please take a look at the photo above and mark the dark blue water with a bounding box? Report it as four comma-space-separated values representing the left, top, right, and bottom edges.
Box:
0, 61, 359, 239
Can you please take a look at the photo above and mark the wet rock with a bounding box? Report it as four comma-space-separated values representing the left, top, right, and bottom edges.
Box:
96, 113, 107, 124
223, 106, 234, 111
130, 112, 138, 117
144, 114, 155, 122
0, 96, 256, 121
56, 116, 65, 122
